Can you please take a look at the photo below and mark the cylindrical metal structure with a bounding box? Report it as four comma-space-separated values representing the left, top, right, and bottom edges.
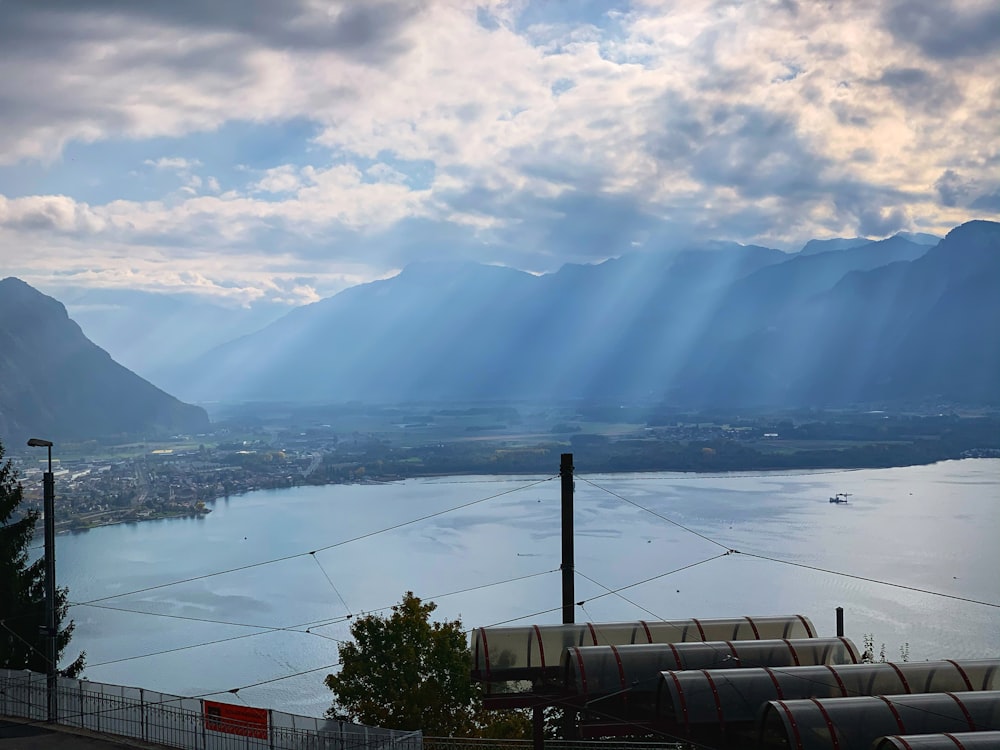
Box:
471, 615, 816, 707
657, 659, 1000, 734
872, 732, 1000, 749
758, 691, 1000, 750
565, 637, 856, 731
473, 615, 817, 678
569, 637, 859, 703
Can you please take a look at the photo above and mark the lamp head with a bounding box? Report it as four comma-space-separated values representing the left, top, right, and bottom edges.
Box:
27, 438, 54, 448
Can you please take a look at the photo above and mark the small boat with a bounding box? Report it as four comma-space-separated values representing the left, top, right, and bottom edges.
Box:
829, 492, 852, 504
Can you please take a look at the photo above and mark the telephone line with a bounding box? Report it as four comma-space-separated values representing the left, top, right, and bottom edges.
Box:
582, 475, 1000, 610
578, 476, 735, 552
73, 475, 555, 607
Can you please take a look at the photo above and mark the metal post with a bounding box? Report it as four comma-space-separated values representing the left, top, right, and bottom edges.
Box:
28, 438, 57, 723
560, 453, 574, 625
836, 606, 844, 638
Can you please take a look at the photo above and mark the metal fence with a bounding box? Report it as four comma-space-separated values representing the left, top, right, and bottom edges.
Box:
424, 738, 682, 750
1, 669, 422, 750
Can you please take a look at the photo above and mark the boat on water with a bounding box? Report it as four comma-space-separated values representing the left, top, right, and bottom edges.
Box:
829, 492, 852, 504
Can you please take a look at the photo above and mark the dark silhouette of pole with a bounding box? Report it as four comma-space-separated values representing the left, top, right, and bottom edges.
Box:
560, 453, 574, 625
28, 438, 57, 723
836, 606, 844, 638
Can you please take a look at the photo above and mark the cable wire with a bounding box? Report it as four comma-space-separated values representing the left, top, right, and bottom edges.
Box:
73, 475, 556, 607
740, 551, 1000, 608
581, 475, 1000, 610
577, 476, 735, 552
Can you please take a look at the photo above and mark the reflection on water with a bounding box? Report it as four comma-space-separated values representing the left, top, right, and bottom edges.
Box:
57, 459, 1000, 717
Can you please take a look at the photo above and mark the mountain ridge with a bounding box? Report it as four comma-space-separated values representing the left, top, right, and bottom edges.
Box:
0, 277, 210, 444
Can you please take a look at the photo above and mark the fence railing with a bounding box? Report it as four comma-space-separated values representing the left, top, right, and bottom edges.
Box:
424, 738, 682, 750
1, 669, 422, 750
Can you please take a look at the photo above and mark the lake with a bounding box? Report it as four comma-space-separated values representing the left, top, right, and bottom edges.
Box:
54, 459, 1000, 718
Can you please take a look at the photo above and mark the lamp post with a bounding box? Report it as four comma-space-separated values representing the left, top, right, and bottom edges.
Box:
27, 437, 57, 724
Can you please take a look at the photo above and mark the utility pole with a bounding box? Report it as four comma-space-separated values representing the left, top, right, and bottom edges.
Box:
27, 438, 58, 723
533, 453, 576, 750
560, 453, 574, 625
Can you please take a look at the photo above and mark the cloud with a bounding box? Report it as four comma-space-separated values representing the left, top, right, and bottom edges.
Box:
881, 0, 1000, 60
0, 0, 997, 304
145, 157, 203, 172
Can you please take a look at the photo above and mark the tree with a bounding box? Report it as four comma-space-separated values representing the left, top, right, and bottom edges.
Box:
325, 591, 477, 735
0, 440, 84, 676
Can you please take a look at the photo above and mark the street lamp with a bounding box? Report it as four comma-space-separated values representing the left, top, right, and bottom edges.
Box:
27, 437, 57, 724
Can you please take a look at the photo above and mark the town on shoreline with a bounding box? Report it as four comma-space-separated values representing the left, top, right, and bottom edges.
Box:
13, 405, 1000, 532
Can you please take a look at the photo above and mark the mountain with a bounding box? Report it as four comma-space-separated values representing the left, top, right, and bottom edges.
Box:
797, 237, 873, 256
167, 243, 787, 403
677, 221, 999, 406
41, 286, 290, 386
0, 278, 210, 444
159, 220, 1000, 409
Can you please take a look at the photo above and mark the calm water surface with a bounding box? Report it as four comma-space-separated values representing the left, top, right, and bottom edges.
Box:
55, 459, 1000, 717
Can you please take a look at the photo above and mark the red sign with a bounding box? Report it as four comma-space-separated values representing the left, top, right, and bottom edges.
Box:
203, 700, 269, 739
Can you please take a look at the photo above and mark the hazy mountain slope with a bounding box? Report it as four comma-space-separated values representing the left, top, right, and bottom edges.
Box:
797, 237, 873, 256
0, 278, 210, 443
701, 234, 936, 345
43, 287, 290, 386
172, 244, 785, 403
677, 221, 999, 406
165, 221, 996, 408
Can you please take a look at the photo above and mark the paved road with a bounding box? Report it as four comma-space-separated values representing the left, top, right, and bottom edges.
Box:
0, 719, 167, 749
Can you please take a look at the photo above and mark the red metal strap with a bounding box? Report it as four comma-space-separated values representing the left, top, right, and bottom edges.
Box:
763, 667, 785, 699
783, 638, 802, 666
775, 700, 805, 750
886, 662, 912, 693
665, 671, 690, 737
667, 642, 683, 670
945, 660, 975, 691
572, 647, 588, 696
840, 637, 859, 664
638, 620, 653, 643
724, 640, 740, 667
810, 698, 841, 750
532, 625, 546, 669
876, 695, 908, 734
823, 664, 849, 697
892, 737, 915, 750
692, 618, 707, 641
702, 670, 726, 730
943, 732, 968, 749
745, 615, 761, 639
944, 692, 977, 731
609, 644, 626, 692
796, 614, 815, 638
586, 622, 599, 645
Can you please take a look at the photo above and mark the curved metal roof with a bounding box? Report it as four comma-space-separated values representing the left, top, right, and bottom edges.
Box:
758, 690, 1000, 750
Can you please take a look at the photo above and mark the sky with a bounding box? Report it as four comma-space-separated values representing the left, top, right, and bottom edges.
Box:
0, 0, 998, 307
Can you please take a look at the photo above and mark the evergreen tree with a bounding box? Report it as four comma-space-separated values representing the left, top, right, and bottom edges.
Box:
0, 440, 84, 675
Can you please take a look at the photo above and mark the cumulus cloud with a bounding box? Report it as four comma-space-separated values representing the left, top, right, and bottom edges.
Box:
0, 0, 997, 303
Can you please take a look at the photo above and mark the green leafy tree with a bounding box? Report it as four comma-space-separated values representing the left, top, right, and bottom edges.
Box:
0, 441, 85, 675
325, 592, 477, 735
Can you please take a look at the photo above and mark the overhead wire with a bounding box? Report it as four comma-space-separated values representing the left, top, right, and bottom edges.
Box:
80, 567, 561, 670
581, 474, 1000, 609
739, 552, 1000, 609
71, 475, 556, 607
311, 552, 353, 618
577, 476, 735, 552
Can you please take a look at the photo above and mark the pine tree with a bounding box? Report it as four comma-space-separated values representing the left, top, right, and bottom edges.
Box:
0, 440, 84, 676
